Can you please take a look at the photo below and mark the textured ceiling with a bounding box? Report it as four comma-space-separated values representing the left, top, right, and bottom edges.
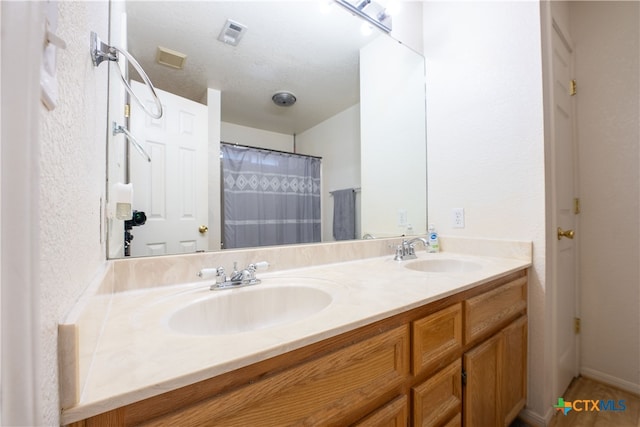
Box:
125, 1, 384, 135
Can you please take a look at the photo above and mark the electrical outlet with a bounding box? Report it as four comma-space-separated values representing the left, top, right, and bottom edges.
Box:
452, 208, 465, 228
397, 209, 408, 227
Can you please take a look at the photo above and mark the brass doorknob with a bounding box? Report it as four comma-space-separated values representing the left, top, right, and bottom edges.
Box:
557, 227, 575, 240
198, 225, 209, 234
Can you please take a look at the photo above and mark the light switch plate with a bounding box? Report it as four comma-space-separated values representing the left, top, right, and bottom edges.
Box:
41, 1, 65, 111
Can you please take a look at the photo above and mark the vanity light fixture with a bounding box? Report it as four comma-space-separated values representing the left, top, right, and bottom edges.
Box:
334, 0, 392, 33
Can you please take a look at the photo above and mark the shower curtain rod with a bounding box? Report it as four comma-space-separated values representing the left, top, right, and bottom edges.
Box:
221, 141, 322, 160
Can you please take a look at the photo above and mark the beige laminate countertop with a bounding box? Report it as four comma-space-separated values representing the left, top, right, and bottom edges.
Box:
61, 249, 530, 424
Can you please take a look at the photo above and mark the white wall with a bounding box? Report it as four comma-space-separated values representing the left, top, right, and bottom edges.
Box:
571, 1, 640, 393
296, 104, 361, 241
208, 89, 222, 251
423, 0, 548, 421
361, 34, 428, 237
221, 122, 293, 152
38, 1, 110, 424
389, 1, 424, 53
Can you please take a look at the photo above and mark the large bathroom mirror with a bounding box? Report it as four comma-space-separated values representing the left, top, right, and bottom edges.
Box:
106, 1, 427, 258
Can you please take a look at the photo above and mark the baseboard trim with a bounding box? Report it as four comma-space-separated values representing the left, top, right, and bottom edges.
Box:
581, 368, 640, 396
518, 406, 554, 427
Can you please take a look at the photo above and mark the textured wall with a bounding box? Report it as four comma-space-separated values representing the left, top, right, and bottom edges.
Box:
422, 0, 547, 420
572, 1, 640, 393
39, 1, 109, 424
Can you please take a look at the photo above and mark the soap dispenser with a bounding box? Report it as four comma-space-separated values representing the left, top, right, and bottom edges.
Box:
110, 182, 134, 220
427, 224, 439, 253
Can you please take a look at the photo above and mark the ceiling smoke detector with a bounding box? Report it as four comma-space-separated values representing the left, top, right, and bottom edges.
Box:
272, 91, 297, 107
218, 19, 247, 46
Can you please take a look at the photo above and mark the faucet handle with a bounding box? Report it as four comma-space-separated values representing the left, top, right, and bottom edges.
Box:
250, 261, 270, 270
394, 245, 404, 261
246, 261, 269, 279
197, 267, 225, 280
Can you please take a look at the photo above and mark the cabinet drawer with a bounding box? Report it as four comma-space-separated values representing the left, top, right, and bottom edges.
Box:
412, 303, 462, 375
141, 325, 409, 426
352, 395, 407, 427
412, 359, 462, 427
464, 276, 527, 344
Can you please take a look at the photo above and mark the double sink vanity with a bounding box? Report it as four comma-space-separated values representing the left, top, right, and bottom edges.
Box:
60, 236, 531, 426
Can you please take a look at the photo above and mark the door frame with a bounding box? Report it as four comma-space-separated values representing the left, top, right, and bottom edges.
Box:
542, 9, 581, 405
1, 1, 44, 424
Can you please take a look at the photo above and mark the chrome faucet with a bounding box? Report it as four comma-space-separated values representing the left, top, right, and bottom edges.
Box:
393, 237, 429, 261
197, 261, 269, 290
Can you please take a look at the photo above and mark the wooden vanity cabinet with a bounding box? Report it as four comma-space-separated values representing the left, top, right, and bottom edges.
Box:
463, 275, 528, 427
141, 325, 409, 426
411, 274, 527, 427
67, 270, 527, 427
412, 359, 462, 426
412, 302, 463, 375
352, 395, 408, 427
463, 316, 527, 427
410, 303, 463, 426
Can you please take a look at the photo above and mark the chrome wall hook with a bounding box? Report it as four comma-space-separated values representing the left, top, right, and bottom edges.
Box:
112, 122, 151, 163
90, 32, 116, 66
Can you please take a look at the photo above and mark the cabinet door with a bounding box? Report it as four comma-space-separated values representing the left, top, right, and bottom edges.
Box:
501, 316, 527, 426
412, 303, 462, 375
443, 413, 461, 427
352, 395, 407, 427
463, 334, 501, 427
413, 359, 462, 427
141, 326, 409, 426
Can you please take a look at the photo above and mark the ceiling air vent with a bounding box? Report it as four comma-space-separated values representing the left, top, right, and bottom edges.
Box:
217, 19, 247, 46
156, 46, 187, 69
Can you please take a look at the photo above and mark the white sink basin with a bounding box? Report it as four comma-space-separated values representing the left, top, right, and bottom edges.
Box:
405, 259, 482, 273
167, 285, 333, 335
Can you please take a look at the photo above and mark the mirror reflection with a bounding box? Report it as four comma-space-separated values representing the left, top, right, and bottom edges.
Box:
107, 1, 427, 258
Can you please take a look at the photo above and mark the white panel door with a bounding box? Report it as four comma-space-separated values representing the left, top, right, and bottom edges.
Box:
129, 81, 208, 257
551, 23, 579, 397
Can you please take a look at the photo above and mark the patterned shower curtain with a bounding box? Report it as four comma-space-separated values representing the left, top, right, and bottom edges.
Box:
221, 143, 321, 249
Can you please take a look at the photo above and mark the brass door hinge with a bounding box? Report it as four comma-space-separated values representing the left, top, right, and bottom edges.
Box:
574, 198, 581, 215
570, 79, 577, 96
574, 317, 581, 334
124, 103, 130, 118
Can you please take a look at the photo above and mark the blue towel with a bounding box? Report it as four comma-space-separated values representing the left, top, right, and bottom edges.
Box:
332, 189, 356, 241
